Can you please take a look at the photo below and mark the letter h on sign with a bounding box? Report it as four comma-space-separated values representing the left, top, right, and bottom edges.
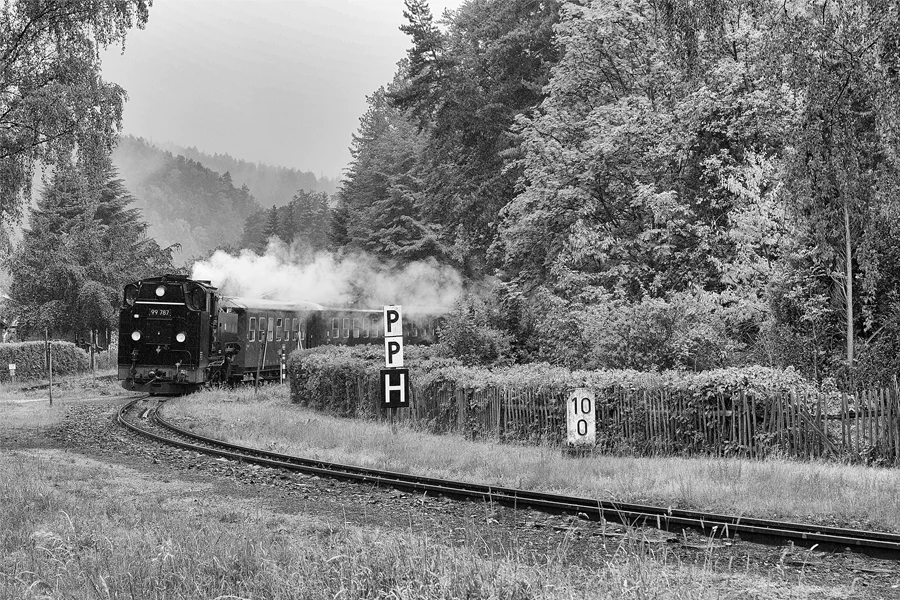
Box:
380, 368, 410, 408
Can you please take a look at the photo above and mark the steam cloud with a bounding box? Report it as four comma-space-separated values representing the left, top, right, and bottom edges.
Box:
191, 238, 464, 308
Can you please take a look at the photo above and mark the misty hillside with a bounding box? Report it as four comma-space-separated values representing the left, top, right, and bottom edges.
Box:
159, 141, 338, 206
112, 135, 261, 263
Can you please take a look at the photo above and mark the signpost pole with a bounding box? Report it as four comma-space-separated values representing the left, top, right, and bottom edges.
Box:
45, 328, 53, 406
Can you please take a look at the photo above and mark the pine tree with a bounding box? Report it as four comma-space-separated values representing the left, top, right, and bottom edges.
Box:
9, 160, 174, 338
262, 205, 279, 243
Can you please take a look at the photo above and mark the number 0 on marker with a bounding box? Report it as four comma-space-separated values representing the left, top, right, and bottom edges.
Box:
567, 387, 596, 446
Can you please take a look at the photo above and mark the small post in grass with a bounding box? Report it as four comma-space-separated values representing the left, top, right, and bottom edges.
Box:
45, 328, 53, 406
90, 330, 95, 380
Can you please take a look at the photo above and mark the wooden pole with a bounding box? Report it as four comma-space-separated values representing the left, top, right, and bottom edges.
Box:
45, 328, 53, 406
90, 329, 95, 380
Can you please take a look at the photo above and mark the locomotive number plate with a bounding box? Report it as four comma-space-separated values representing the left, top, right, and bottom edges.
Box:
149, 308, 171, 317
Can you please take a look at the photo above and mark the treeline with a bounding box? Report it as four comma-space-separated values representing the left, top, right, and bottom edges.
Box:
161, 142, 338, 206
334, 0, 900, 383
241, 190, 332, 253
112, 135, 261, 260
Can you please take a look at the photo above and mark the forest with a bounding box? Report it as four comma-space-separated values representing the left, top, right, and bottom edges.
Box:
332, 0, 900, 385
4, 0, 900, 386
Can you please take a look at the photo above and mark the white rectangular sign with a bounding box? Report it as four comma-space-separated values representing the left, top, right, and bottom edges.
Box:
383, 305, 403, 338
567, 387, 596, 446
384, 337, 404, 368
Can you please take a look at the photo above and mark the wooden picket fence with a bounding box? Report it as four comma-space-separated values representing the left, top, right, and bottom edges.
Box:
362, 379, 900, 464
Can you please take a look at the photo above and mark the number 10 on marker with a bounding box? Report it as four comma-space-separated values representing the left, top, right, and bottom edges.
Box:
567, 387, 596, 446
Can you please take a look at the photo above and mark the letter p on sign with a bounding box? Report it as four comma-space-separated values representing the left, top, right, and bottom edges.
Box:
384, 338, 404, 368
383, 305, 403, 338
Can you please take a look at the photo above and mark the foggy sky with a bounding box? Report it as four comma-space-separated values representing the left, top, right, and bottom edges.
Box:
100, 0, 463, 180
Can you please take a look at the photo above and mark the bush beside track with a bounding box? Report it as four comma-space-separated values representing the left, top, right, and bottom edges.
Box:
288, 345, 815, 451
0, 341, 90, 382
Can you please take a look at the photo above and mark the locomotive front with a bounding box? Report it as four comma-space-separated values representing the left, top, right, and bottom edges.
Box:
117, 275, 217, 394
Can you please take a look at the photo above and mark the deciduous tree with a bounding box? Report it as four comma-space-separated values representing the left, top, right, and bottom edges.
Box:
1, 0, 151, 221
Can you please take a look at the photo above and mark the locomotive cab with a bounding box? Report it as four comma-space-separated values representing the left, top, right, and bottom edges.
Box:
117, 275, 218, 394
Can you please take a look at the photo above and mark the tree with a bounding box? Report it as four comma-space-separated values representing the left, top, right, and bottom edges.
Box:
497, 0, 793, 299
390, 0, 561, 274
776, 1, 900, 370
338, 84, 444, 263
8, 160, 174, 337
1, 0, 152, 222
262, 205, 279, 243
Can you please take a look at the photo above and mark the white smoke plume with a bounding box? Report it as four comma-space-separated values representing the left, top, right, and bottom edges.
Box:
191, 238, 465, 308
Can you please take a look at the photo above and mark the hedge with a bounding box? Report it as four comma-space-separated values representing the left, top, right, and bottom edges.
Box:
0, 341, 91, 382
289, 345, 458, 420
288, 345, 812, 437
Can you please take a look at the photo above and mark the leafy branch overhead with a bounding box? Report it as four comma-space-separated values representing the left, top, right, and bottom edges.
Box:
0, 0, 152, 222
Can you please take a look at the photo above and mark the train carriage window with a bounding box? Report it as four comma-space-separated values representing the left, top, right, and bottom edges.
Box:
276, 318, 283, 341
267, 318, 274, 342
331, 318, 339, 339
249, 317, 256, 341
362, 319, 369, 338
342, 318, 350, 338
352, 319, 360, 339
292, 318, 299, 341
371, 317, 380, 338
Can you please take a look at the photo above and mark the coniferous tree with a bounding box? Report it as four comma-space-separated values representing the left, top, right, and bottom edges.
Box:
9, 160, 174, 338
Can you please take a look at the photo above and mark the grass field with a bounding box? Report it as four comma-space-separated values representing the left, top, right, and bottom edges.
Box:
168, 384, 900, 533
0, 380, 882, 598
0, 447, 848, 599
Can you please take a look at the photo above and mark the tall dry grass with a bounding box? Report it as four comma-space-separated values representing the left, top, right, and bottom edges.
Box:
0, 450, 829, 599
168, 385, 900, 532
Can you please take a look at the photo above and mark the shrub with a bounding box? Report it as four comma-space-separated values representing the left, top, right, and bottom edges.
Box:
528, 288, 753, 371
288, 345, 457, 419
0, 341, 90, 382
288, 343, 812, 447
435, 296, 512, 366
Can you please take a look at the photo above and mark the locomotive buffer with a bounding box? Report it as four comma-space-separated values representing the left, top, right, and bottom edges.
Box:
381, 305, 409, 409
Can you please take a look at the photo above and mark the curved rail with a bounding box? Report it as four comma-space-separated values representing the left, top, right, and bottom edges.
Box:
117, 397, 900, 560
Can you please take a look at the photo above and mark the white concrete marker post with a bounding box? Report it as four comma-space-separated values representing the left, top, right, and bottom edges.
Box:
567, 387, 596, 448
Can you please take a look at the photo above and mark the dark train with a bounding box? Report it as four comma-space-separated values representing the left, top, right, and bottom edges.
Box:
117, 274, 442, 394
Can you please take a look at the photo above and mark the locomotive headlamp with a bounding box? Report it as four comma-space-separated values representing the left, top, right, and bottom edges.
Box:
155, 285, 166, 297
131, 331, 142, 341
175, 332, 186, 343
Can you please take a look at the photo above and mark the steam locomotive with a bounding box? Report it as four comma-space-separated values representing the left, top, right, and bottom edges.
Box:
117, 274, 441, 394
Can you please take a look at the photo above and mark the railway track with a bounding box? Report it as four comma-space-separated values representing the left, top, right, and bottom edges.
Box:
117, 396, 900, 561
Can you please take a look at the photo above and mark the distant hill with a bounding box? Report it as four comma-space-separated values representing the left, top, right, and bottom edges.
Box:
159, 141, 338, 206
112, 135, 262, 263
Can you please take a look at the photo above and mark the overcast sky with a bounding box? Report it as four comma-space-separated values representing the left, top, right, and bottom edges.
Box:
100, 0, 463, 180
